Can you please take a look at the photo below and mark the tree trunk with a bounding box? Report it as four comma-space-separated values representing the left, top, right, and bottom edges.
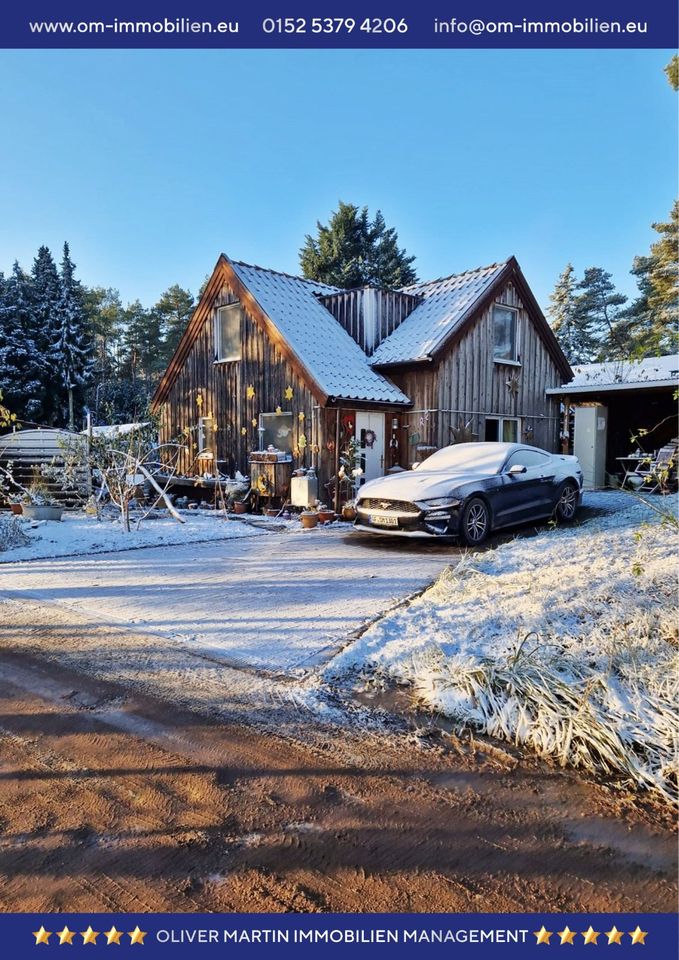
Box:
68, 387, 75, 433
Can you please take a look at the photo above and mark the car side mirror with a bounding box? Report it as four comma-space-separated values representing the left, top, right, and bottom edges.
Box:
411, 462, 421, 470
508, 464, 527, 475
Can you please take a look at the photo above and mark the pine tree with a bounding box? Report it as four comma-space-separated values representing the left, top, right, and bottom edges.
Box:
0, 262, 45, 422
299, 202, 418, 289
155, 284, 195, 363
83, 286, 125, 381
121, 300, 164, 385
574, 267, 628, 361
55, 243, 93, 430
646, 201, 679, 349
547, 264, 581, 362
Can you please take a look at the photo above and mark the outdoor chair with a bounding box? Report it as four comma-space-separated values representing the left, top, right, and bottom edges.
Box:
631, 439, 678, 494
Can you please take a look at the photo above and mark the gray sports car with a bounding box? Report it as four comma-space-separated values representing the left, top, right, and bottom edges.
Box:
353, 442, 584, 545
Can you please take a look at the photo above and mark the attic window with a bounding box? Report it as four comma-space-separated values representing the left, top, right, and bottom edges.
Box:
493, 305, 518, 362
215, 304, 241, 362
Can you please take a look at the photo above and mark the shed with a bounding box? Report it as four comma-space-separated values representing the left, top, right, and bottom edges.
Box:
0, 427, 78, 506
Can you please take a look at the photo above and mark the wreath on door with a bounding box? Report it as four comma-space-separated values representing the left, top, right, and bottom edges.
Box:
364, 429, 377, 449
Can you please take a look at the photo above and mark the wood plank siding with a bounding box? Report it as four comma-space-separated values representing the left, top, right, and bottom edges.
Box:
387, 281, 563, 453
157, 281, 321, 478
318, 289, 422, 355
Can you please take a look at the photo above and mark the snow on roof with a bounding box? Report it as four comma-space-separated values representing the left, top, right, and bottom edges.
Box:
568, 355, 679, 387
229, 260, 410, 405
370, 261, 509, 366
546, 355, 679, 395
81, 422, 150, 438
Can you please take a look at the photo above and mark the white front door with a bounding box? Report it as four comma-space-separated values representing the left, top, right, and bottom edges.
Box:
355, 412, 385, 485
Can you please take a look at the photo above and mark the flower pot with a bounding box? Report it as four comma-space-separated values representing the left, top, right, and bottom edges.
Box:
265, 507, 279, 518
300, 511, 319, 529
341, 503, 357, 521
317, 510, 335, 524
22, 505, 63, 522
9, 504, 23, 515
233, 501, 248, 514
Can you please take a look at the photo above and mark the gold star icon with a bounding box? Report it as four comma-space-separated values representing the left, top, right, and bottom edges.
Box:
605, 925, 624, 945
195, 393, 203, 408
582, 926, 600, 945
298, 411, 305, 422
284, 386, 294, 400
534, 925, 553, 945
128, 926, 147, 945
104, 926, 124, 945
275, 405, 282, 414
56, 925, 76, 945
251, 418, 257, 427
246, 385, 255, 399
629, 926, 647, 945
557, 925, 576, 944
240, 427, 247, 436
32, 926, 52, 945
81, 926, 100, 945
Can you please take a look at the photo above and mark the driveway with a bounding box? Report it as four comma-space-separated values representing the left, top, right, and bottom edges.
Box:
0, 528, 455, 674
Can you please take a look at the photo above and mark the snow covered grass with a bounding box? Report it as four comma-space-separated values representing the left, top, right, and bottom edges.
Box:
0, 509, 267, 562
324, 491, 679, 802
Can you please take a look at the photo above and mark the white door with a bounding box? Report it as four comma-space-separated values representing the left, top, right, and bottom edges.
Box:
355, 412, 385, 485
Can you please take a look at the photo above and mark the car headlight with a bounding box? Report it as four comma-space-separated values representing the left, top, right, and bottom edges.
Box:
418, 497, 462, 509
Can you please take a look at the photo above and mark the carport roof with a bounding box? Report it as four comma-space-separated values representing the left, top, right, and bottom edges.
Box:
547, 355, 679, 396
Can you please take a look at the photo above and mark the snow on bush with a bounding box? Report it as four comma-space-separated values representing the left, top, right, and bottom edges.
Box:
325, 492, 678, 802
0, 515, 30, 552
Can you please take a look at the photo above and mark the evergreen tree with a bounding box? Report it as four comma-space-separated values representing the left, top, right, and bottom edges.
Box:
547, 264, 581, 362
55, 243, 94, 430
665, 54, 679, 91
574, 267, 628, 361
30, 245, 63, 423
84, 286, 125, 380
121, 300, 164, 385
155, 284, 195, 363
299, 201, 418, 289
0, 262, 45, 422
646, 201, 679, 347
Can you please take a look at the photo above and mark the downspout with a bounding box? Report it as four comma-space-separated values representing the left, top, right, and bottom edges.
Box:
334, 407, 341, 514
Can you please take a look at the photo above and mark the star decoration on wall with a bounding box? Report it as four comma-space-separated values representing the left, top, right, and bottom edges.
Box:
195, 393, 204, 408
251, 418, 258, 427
32, 926, 52, 945
284, 386, 294, 400
557, 926, 576, 945
275, 406, 282, 414
505, 372, 520, 397
298, 412, 305, 422
581, 926, 600, 945
246, 384, 255, 399
605, 926, 624, 945
628, 926, 647, 945
241, 427, 247, 436
298, 434, 307, 449
533, 925, 552, 945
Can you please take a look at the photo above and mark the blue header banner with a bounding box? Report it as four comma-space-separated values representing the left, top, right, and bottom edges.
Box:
2, 913, 677, 958
0, 0, 677, 49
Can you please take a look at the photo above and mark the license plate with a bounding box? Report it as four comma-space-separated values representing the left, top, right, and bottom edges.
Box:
370, 514, 398, 528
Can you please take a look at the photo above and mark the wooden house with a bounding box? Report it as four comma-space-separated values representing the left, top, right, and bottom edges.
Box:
151, 254, 571, 503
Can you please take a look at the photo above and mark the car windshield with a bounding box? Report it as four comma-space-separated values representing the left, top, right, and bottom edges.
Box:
418, 444, 506, 473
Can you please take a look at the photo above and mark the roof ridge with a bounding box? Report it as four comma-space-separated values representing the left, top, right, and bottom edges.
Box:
403, 258, 510, 291
227, 257, 339, 290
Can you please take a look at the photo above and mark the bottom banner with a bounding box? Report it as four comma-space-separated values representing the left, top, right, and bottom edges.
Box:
3, 913, 677, 957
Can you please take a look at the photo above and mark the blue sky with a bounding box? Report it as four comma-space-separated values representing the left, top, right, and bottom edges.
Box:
0, 49, 676, 309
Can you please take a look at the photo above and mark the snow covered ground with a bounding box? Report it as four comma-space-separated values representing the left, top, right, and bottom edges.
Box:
0, 509, 267, 561
324, 491, 679, 800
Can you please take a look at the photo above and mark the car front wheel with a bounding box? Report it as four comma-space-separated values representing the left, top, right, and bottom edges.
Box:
554, 481, 579, 522
459, 497, 490, 546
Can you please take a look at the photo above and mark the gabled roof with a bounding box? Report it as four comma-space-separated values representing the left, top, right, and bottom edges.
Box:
370, 261, 510, 365
152, 255, 410, 409
229, 260, 409, 405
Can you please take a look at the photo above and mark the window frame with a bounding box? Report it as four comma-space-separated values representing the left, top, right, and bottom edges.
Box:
485, 416, 521, 445
492, 304, 520, 364
214, 303, 242, 363
259, 410, 294, 454
197, 415, 214, 457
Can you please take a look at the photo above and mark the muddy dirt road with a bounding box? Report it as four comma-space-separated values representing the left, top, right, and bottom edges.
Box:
0, 598, 676, 914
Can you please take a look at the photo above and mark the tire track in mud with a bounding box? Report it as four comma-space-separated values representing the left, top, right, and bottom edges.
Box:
0, 614, 676, 914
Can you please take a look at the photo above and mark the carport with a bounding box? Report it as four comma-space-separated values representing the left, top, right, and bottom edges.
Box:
547, 356, 678, 488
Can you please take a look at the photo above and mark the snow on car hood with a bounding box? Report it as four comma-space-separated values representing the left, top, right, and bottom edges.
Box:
357, 469, 493, 502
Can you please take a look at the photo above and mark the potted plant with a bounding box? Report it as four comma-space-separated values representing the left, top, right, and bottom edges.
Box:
300, 510, 319, 529
21, 474, 63, 521
317, 504, 336, 524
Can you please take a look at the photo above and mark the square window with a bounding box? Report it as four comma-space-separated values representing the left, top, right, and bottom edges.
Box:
215, 304, 241, 362
259, 412, 294, 453
493, 305, 517, 361
502, 419, 518, 443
